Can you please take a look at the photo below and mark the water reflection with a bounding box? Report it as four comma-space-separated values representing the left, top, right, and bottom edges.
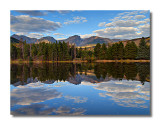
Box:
11, 104, 86, 116
11, 63, 150, 115
94, 80, 150, 108
11, 83, 62, 106
11, 63, 150, 86
64, 95, 88, 103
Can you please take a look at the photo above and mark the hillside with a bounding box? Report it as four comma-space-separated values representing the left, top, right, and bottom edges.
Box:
118, 37, 150, 47
10, 37, 20, 43
39, 36, 56, 43
80, 36, 113, 46
111, 39, 128, 42
35, 39, 51, 44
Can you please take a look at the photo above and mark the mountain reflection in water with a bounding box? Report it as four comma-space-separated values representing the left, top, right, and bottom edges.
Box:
11, 62, 150, 115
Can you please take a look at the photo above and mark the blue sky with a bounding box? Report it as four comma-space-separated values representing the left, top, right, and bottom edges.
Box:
10, 10, 150, 40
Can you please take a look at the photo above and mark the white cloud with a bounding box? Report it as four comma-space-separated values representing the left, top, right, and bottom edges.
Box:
105, 23, 114, 27
28, 33, 44, 38
138, 24, 150, 36
56, 38, 66, 40
135, 15, 146, 19
139, 10, 149, 14
110, 16, 121, 22
94, 27, 138, 39
115, 20, 140, 27
64, 16, 87, 25
83, 20, 88, 22
127, 11, 139, 16
11, 15, 62, 33
53, 33, 65, 38
57, 10, 72, 14
54, 33, 64, 36
95, 10, 150, 39
144, 18, 150, 23
98, 22, 106, 27
80, 33, 96, 39
105, 20, 147, 27
117, 11, 139, 17
15, 10, 47, 16
121, 15, 134, 20
110, 33, 139, 39
15, 32, 44, 38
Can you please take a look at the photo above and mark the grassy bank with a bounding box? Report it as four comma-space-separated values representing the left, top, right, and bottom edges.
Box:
95, 60, 150, 63
11, 60, 88, 64
11, 59, 150, 64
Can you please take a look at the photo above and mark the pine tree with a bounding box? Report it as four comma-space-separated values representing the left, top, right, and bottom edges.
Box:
31, 44, 37, 57
146, 45, 150, 60
118, 42, 124, 59
137, 37, 148, 59
24, 43, 30, 60
124, 41, 137, 59
81, 48, 87, 60
124, 41, 131, 59
11, 43, 17, 59
94, 43, 101, 60
17, 47, 22, 59
73, 44, 76, 60
130, 41, 138, 59
48, 43, 53, 61
76, 48, 79, 58
112, 43, 119, 60
62, 41, 70, 60
107, 44, 113, 60
58, 42, 63, 61
54, 41, 58, 61
70, 45, 75, 60
37, 43, 43, 57
101, 43, 107, 59
79, 47, 82, 59
43, 43, 48, 60
88, 50, 93, 57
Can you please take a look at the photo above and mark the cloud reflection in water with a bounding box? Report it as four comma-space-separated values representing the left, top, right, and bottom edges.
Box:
11, 83, 62, 106
11, 104, 86, 116
94, 80, 150, 108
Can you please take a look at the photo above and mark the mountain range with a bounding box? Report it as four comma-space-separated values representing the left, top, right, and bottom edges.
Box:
11, 34, 128, 46
11, 34, 149, 46
11, 34, 37, 43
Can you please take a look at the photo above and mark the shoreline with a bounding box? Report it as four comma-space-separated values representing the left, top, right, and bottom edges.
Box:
95, 60, 150, 63
11, 59, 150, 64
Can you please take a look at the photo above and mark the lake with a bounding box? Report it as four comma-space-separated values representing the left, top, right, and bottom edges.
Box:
10, 62, 150, 116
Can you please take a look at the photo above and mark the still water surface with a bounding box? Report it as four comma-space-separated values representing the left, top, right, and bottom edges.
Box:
11, 63, 150, 115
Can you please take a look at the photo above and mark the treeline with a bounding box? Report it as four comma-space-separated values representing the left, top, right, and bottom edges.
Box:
94, 37, 150, 60
11, 37, 150, 61
11, 41, 75, 61
11, 63, 150, 86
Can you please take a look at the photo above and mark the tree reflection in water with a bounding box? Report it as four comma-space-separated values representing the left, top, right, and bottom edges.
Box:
11, 62, 150, 86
